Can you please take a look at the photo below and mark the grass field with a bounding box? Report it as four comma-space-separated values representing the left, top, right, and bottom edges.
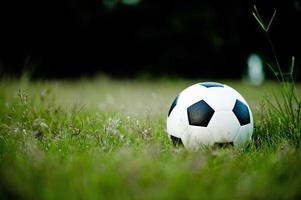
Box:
1, 76, 301, 199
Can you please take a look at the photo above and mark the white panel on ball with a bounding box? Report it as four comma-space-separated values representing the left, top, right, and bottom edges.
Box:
234, 124, 253, 147
207, 111, 241, 143
224, 85, 248, 105
202, 87, 236, 111
178, 84, 207, 108
181, 126, 212, 151
167, 106, 187, 138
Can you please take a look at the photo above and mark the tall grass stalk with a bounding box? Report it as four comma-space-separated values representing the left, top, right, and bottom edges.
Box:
253, 5, 301, 147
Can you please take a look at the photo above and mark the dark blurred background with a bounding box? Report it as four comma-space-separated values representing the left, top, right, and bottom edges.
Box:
0, 0, 300, 79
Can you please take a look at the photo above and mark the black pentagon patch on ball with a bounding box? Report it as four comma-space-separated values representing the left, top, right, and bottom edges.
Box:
170, 135, 183, 146
232, 99, 251, 126
187, 100, 215, 126
200, 82, 224, 88
168, 95, 179, 117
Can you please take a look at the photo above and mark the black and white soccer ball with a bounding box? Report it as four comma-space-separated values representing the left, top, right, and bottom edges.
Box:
167, 82, 253, 150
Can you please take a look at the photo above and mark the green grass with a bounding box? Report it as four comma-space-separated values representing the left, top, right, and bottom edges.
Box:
1, 76, 301, 199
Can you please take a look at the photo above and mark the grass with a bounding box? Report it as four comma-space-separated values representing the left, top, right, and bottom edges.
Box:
0, 76, 301, 199
252, 5, 301, 148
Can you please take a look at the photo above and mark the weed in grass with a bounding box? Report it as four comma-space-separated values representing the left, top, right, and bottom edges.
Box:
252, 5, 301, 148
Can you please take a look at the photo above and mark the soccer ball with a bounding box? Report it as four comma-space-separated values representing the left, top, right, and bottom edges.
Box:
166, 82, 253, 150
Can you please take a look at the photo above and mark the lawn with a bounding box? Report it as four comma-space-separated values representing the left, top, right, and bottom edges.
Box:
1, 76, 301, 199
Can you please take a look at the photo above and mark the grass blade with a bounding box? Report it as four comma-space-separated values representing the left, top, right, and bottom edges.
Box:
266, 10, 277, 32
